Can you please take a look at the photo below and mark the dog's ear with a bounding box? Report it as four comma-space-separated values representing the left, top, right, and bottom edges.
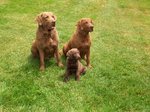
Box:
76, 19, 83, 30
76, 20, 80, 27
66, 51, 71, 57
36, 13, 43, 26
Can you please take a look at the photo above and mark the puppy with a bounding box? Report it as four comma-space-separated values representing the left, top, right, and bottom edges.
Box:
63, 18, 94, 68
31, 12, 63, 71
64, 48, 86, 82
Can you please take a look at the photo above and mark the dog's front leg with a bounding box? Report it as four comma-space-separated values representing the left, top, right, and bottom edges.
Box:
39, 49, 45, 71
54, 46, 64, 67
64, 71, 70, 82
75, 63, 80, 81
75, 71, 80, 81
86, 48, 92, 68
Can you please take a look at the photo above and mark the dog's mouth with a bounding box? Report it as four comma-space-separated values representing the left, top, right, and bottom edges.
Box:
48, 27, 55, 32
89, 27, 94, 32
84, 27, 93, 32
74, 55, 81, 60
48, 29, 51, 32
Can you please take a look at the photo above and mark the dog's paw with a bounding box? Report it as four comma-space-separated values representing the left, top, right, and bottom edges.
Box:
58, 63, 64, 67
64, 77, 69, 82
87, 64, 92, 69
75, 76, 80, 81
40, 66, 45, 71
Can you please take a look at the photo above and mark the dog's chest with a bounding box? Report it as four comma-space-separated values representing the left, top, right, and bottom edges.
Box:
77, 42, 90, 54
67, 59, 78, 73
40, 36, 53, 48
43, 33, 52, 38
77, 38, 90, 48
80, 42, 90, 49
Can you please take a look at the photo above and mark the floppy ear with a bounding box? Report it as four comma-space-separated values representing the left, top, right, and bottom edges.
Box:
66, 51, 71, 57
77, 49, 80, 54
76, 20, 83, 30
76, 20, 80, 27
36, 14, 43, 26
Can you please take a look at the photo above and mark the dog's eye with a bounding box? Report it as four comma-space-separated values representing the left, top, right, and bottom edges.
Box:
52, 15, 55, 19
85, 21, 88, 24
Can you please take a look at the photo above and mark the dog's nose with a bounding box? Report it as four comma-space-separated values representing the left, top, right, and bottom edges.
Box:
90, 25, 94, 31
51, 21, 55, 26
90, 25, 94, 29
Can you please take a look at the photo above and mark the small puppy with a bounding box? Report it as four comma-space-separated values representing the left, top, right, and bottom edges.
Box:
63, 18, 94, 68
31, 12, 63, 71
64, 48, 86, 82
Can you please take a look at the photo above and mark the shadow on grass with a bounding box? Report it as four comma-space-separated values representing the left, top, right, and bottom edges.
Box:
0, 54, 78, 108
0, 55, 51, 108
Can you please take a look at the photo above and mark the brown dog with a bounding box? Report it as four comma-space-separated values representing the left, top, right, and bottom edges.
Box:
63, 18, 94, 68
31, 12, 63, 71
64, 48, 86, 82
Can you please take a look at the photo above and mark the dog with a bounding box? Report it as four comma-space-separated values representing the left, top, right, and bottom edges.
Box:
64, 48, 86, 82
31, 12, 63, 71
63, 18, 94, 68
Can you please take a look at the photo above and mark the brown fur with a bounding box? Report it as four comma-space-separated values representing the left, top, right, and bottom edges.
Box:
64, 48, 86, 82
31, 12, 63, 71
63, 18, 94, 68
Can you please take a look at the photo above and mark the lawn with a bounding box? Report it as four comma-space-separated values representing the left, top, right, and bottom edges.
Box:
0, 0, 150, 111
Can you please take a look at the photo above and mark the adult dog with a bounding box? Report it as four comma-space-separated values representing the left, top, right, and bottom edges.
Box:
31, 12, 63, 71
63, 18, 94, 68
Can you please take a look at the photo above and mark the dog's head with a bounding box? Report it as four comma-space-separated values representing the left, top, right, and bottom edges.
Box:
76, 18, 94, 32
67, 48, 81, 60
36, 12, 57, 31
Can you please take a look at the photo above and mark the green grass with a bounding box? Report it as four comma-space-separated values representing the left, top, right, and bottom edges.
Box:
0, 0, 150, 111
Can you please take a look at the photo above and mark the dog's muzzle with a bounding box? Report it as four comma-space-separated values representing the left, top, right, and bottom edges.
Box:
89, 25, 94, 32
